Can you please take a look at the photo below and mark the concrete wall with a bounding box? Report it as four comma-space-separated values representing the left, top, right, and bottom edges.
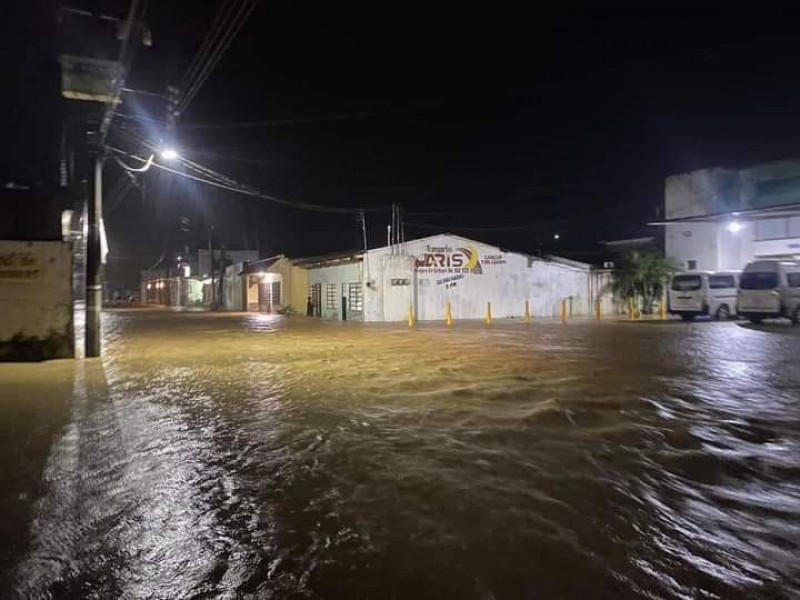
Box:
268, 257, 309, 314
664, 159, 800, 270
306, 235, 601, 322
223, 263, 246, 311
308, 261, 362, 320
0, 241, 73, 360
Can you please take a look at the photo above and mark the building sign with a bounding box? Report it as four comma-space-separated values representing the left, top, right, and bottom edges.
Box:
59, 55, 123, 102
482, 254, 507, 266
436, 274, 464, 289
415, 245, 484, 274
0, 252, 41, 282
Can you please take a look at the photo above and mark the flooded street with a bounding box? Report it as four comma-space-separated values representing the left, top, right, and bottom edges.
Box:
2, 312, 799, 599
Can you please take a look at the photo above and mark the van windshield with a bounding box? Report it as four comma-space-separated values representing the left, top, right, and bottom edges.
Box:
740, 272, 779, 290
671, 275, 702, 291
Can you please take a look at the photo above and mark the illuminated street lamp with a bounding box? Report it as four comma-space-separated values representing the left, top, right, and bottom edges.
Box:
727, 221, 743, 233
160, 148, 179, 160
553, 233, 561, 241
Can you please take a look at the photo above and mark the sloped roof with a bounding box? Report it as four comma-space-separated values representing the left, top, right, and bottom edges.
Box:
238, 255, 283, 275
291, 249, 363, 268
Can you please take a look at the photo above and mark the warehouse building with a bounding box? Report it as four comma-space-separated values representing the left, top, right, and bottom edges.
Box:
302, 233, 612, 322
661, 158, 800, 271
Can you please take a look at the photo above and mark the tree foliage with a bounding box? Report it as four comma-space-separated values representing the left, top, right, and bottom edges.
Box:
610, 249, 677, 314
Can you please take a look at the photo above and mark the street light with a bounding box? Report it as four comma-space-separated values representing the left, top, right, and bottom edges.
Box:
161, 148, 179, 160
727, 221, 743, 233
553, 233, 561, 240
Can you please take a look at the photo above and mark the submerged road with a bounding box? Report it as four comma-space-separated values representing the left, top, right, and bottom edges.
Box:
1, 312, 799, 599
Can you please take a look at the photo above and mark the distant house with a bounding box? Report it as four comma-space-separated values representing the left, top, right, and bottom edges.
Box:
223, 255, 309, 314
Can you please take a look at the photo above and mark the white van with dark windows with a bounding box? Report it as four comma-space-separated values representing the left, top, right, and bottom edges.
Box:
669, 271, 739, 321
738, 260, 800, 324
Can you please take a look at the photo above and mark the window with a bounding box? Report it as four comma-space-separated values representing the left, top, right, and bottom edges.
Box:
755, 218, 788, 241
709, 275, 735, 289
311, 284, 321, 306
790, 217, 800, 238
671, 275, 702, 291
271, 281, 281, 306
740, 272, 779, 290
325, 284, 337, 309
787, 273, 800, 288
686, 260, 697, 270
310, 284, 322, 317
348, 282, 363, 311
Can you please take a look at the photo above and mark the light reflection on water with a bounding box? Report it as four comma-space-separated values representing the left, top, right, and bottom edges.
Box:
6, 313, 800, 599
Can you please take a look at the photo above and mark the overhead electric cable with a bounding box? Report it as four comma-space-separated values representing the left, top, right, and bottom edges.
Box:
105, 145, 386, 215
178, 0, 238, 93
177, 0, 259, 115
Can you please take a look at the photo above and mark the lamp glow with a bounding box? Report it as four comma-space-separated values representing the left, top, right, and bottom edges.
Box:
161, 148, 179, 160
727, 221, 742, 233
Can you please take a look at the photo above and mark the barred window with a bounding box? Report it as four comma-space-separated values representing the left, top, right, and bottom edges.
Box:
326, 284, 337, 309
348, 282, 363, 311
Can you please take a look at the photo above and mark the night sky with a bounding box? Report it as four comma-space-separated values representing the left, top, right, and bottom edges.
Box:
4, 5, 800, 287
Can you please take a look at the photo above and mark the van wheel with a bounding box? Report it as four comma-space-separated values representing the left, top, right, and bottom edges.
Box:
680, 314, 694, 322
715, 304, 730, 321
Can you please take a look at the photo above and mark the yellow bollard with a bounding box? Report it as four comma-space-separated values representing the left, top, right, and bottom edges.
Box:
524, 300, 531, 322
445, 301, 453, 327
660, 293, 667, 321
628, 297, 635, 320
595, 299, 601, 321
485, 301, 493, 325
408, 303, 415, 328
560, 299, 567, 323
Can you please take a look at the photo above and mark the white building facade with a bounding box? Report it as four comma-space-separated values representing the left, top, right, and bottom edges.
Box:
664, 159, 800, 271
306, 234, 612, 322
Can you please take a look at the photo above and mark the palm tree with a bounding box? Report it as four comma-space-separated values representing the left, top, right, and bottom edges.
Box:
611, 249, 677, 314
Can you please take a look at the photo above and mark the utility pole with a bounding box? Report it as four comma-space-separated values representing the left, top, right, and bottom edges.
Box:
73, 0, 147, 357
85, 146, 104, 356
217, 246, 226, 309
208, 226, 214, 307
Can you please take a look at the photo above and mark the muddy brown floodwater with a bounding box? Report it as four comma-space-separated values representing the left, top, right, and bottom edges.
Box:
1, 311, 799, 599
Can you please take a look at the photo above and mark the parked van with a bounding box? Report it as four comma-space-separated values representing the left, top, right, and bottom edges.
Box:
669, 271, 739, 321
738, 260, 800, 324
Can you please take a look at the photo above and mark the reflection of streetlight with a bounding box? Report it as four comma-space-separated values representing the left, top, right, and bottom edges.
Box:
161, 148, 179, 160
727, 221, 743, 233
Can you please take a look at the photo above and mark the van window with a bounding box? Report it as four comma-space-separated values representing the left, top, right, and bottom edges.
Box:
671, 275, 702, 291
787, 273, 800, 288
709, 275, 736, 289
740, 272, 779, 290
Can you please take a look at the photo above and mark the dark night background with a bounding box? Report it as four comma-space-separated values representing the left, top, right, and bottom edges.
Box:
3, 3, 800, 287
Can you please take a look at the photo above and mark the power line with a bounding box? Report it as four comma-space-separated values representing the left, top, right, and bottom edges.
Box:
404, 221, 561, 232
178, 100, 443, 131
179, 0, 238, 92
177, 0, 259, 116
105, 144, 386, 215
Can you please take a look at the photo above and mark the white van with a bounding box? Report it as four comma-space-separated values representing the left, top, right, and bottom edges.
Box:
738, 260, 800, 324
669, 271, 739, 321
